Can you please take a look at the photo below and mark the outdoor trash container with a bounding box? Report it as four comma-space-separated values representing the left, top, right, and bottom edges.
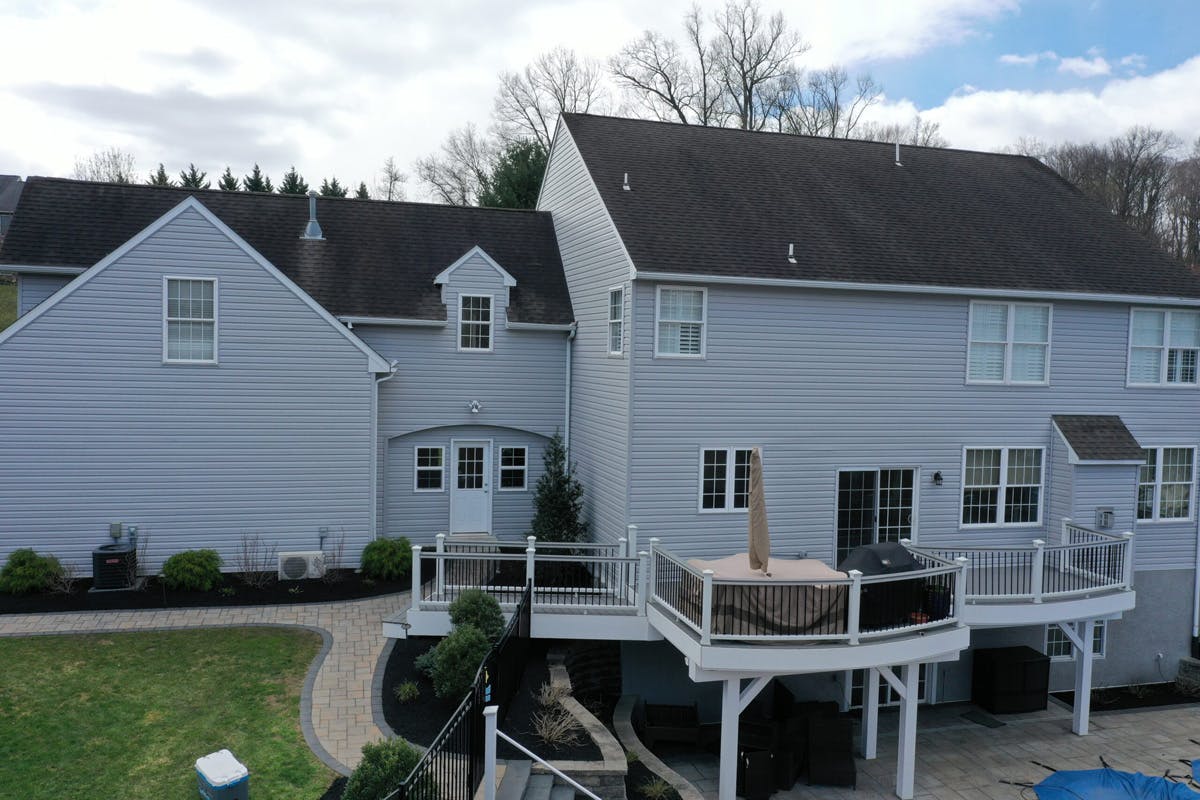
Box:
196, 749, 249, 800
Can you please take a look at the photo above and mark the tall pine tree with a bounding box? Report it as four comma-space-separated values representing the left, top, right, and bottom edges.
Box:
242, 164, 273, 193
319, 177, 347, 197
354, 181, 371, 199
477, 140, 547, 209
528, 432, 588, 543
147, 163, 174, 187
277, 166, 309, 195
178, 163, 210, 189
217, 167, 240, 191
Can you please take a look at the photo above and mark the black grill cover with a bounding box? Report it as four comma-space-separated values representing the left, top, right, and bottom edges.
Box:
837, 542, 917, 576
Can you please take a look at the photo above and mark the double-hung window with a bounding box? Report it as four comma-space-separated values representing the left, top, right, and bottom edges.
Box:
700, 448, 753, 512
608, 288, 624, 355
164, 278, 217, 363
459, 295, 492, 351
967, 301, 1050, 384
414, 447, 444, 492
1137, 446, 1195, 521
1128, 309, 1200, 386
1045, 622, 1106, 660
499, 447, 527, 491
656, 287, 706, 357
961, 447, 1043, 526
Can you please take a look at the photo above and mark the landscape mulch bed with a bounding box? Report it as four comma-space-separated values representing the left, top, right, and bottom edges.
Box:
626, 758, 682, 800
1053, 682, 1200, 711
0, 570, 409, 615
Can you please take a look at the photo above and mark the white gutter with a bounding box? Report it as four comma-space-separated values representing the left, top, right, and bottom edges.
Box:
369, 360, 400, 540
339, 315, 445, 328
507, 321, 576, 331
564, 324, 576, 452
0, 264, 87, 276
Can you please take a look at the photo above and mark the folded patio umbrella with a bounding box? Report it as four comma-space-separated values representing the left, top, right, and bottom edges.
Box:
1034, 767, 1200, 800
747, 447, 769, 574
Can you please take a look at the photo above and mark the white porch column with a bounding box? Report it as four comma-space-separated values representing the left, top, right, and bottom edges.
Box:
896, 663, 919, 800
1072, 619, 1096, 735
718, 678, 740, 800
863, 667, 880, 759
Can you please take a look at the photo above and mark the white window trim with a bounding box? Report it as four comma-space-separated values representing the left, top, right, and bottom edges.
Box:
1126, 307, 1200, 388
162, 276, 219, 365
498, 446, 528, 492
959, 445, 1045, 529
607, 286, 625, 356
654, 285, 707, 359
457, 293, 494, 353
697, 446, 756, 514
1136, 444, 1197, 523
1045, 621, 1106, 661
966, 300, 1052, 385
414, 446, 445, 493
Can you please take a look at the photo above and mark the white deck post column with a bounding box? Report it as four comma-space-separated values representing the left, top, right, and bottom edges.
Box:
718, 678, 740, 800
701, 570, 715, 645
483, 705, 498, 800
435, 533, 446, 600
863, 666, 880, 759
1121, 531, 1135, 590
954, 557, 970, 624
896, 663, 919, 800
637, 551, 650, 614
411, 545, 422, 603
525, 539, 536, 588
1072, 619, 1096, 735
627, 524, 639, 557
847, 570, 863, 644
1031, 539, 1046, 603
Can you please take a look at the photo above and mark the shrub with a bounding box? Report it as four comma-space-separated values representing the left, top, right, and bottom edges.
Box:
342, 737, 423, 800
431, 624, 490, 699
529, 431, 588, 543
0, 549, 64, 595
161, 549, 222, 591
360, 537, 412, 581
537, 681, 569, 709
413, 646, 437, 678
638, 777, 676, 800
532, 706, 582, 749
394, 680, 420, 704
448, 589, 504, 642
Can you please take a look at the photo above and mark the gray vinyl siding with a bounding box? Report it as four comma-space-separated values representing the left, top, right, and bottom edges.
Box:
17, 273, 72, 315
0, 207, 375, 575
1072, 464, 1137, 538
538, 126, 633, 544
354, 250, 568, 538
1047, 432, 1073, 540
384, 425, 548, 542
627, 281, 1200, 571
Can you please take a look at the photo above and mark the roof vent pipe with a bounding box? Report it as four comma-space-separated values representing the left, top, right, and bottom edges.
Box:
895, 142, 903, 167
303, 190, 324, 240
622, 173, 630, 191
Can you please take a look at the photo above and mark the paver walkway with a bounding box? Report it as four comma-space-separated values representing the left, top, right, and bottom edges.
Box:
0, 591, 411, 774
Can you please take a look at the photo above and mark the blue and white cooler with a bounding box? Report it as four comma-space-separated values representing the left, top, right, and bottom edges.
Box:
196, 749, 249, 800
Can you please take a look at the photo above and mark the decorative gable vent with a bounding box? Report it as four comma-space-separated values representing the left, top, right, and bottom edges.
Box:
278, 551, 326, 580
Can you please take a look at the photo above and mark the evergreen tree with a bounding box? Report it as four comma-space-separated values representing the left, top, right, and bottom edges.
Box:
319, 177, 348, 197
178, 163, 210, 189
242, 164, 274, 193
147, 163, 174, 187
528, 432, 588, 543
277, 166, 309, 195
477, 140, 548, 209
217, 167, 240, 191
354, 181, 371, 199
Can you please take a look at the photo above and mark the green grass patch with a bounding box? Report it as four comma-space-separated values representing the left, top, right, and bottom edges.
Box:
0, 280, 15, 331
0, 627, 334, 799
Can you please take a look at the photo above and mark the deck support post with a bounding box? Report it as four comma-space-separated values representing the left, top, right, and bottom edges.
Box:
637, 551, 650, 614
847, 570, 863, 645
718, 678, 740, 800
483, 705, 498, 800
1071, 618, 1096, 735
1121, 531, 1135, 590
954, 557, 970, 624
896, 663, 919, 800
411, 545, 422, 603
863, 666, 880, 759
435, 533, 446, 600
1031, 539, 1046, 603
525, 541, 536, 588
700, 570, 715, 645
627, 524, 639, 557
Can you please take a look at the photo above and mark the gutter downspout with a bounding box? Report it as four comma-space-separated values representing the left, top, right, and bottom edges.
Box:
370, 360, 400, 540
564, 324, 576, 453
1192, 511, 1200, 640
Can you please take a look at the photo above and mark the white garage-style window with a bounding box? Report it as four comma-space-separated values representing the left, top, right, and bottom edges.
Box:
656, 286, 706, 357
459, 294, 492, 352
967, 301, 1051, 384
499, 447, 528, 491
608, 287, 624, 355
1137, 446, 1196, 521
163, 277, 217, 363
414, 447, 444, 492
1045, 622, 1106, 660
961, 447, 1043, 527
1128, 308, 1200, 386
700, 447, 753, 512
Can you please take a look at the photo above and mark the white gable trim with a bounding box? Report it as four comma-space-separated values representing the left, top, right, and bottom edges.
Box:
2, 264, 88, 276
0, 196, 391, 374
433, 245, 517, 288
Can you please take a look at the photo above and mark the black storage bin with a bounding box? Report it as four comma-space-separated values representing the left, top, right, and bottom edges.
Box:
92, 544, 136, 590
971, 645, 1050, 713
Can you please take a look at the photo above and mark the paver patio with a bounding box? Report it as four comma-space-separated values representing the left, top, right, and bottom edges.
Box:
662, 700, 1200, 799
0, 591, 411, 774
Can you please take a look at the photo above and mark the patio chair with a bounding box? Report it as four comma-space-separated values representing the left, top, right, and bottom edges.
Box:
640, 702, 701, 748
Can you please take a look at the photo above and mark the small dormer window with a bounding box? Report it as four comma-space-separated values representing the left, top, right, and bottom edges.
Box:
459, 295, 492, 351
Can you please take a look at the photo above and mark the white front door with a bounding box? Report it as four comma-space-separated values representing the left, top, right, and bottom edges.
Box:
450, 440, 492, 534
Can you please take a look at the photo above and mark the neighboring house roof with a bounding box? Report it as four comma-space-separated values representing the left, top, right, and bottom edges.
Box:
0, 177, 572, 324
559, 113, 1200, 300
0, 175, 23, 239
1051, 415, 1145, 463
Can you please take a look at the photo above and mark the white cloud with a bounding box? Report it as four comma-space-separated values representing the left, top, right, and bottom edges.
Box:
998, 50, 1056, 66
1058, 54, 1111, 78
1119, 53, 1148, 71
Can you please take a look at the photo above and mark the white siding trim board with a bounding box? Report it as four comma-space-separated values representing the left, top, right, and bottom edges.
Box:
5, 264, 87, 276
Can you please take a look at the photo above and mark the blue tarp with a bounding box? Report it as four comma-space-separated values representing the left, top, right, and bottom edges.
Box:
1035, 766, 1200, 800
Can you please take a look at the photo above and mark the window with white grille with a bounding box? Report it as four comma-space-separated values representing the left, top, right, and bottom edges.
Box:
414, 447, 444, 492
967, 301, 1050, 384
701, 448, 753, 512
656, 287, 706, 357
164, 278, 216, 363
1046, 622, 1105, 660
1138, 446, 1195, 521
459, 295, 492, 351
608, 288, 624, 355
1128, 309, 1200, 386
962, 447, 1043, 526
499, 447, 527, 491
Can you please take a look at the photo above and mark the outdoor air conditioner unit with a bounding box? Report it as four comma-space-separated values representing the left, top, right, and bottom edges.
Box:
278, 551, 326, 580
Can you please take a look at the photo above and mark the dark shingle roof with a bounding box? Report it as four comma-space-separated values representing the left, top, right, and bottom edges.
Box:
0, 177, 572, 324
561, 114, 1200, 299
0, 175, 23, 213
1052, 415, 1144, 462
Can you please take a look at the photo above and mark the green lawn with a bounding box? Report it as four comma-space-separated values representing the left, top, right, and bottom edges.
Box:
0, 628, 335, 799
0, 280, 14, 331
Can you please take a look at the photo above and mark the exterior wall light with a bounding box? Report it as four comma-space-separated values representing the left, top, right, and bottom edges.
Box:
933, 471, 944, 486
469, 400, 482, 414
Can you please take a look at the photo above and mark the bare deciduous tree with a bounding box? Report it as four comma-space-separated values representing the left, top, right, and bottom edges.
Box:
771, 66, 881, 138
494, 47, 609, 149
73, 147, 138, 183
610, 14, 721, 126
375, 156, 407, 201
414, 124, 495, 206
710, 0, 808, 130
1164, 138, 1200, 266
857, 115, 949, 148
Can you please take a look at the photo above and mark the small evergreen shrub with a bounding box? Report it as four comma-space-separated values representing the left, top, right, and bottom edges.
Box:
161, 549, 222, 591
360, 537, 412, 581
342, 737, 423, 800
431, 625, 490, 699
413, 646, 438, 678
448, 589, 504, 642
529, 432, 588, 543
0, 549, 64, 595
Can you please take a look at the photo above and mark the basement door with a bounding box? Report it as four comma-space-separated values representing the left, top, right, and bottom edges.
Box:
835, 468, 917, 564
450, 440, 492, 534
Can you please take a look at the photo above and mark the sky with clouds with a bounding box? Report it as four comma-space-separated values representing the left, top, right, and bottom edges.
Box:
2, 0, 1198, 199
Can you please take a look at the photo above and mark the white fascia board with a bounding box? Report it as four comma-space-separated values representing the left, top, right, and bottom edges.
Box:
534, 118, 565, 211
433, 245, 517, 288
339, 315, 447, 328
632, 270, 1200, 308
1, 264, 88, 276
506, 321, 576, 332
959, 589, 1135, 628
